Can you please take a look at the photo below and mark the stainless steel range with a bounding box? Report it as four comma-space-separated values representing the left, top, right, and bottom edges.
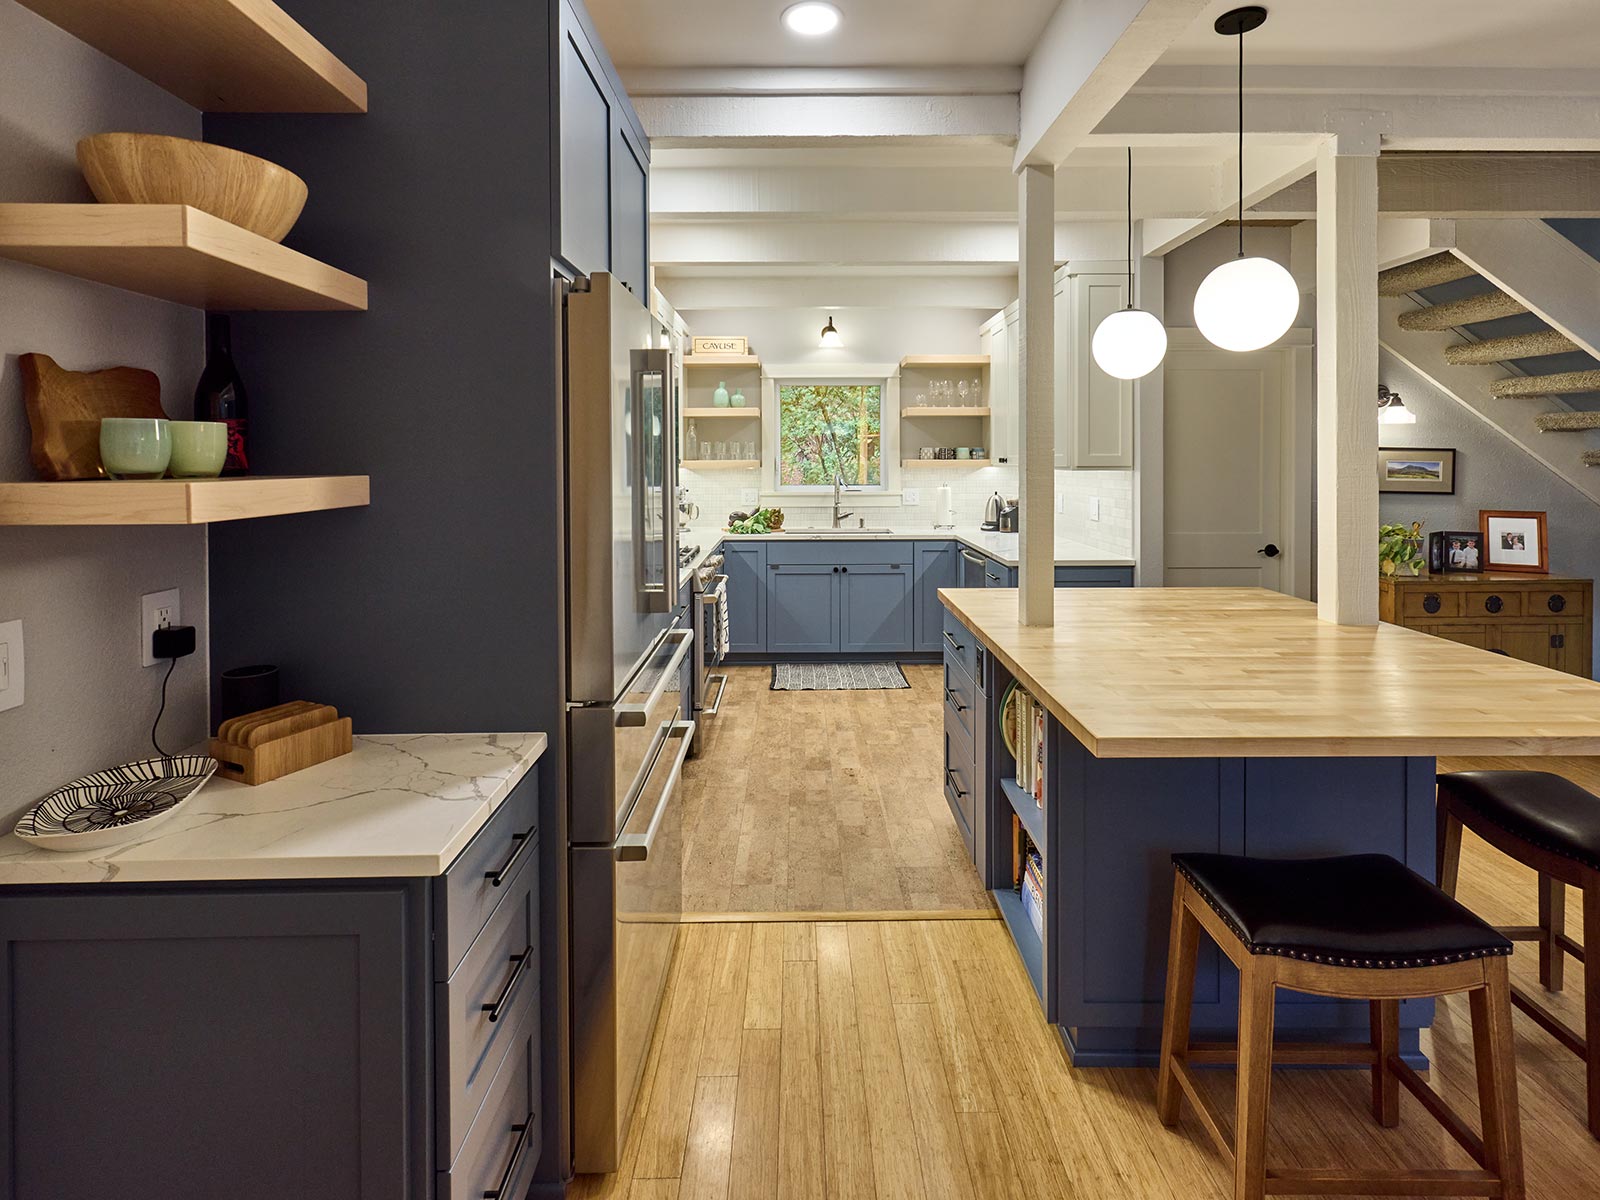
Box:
689, 553, 728, 755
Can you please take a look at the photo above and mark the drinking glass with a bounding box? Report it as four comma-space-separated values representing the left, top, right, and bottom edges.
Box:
712, 441, 727, 460
744, 441, 756, 460
957, 380, 970, 404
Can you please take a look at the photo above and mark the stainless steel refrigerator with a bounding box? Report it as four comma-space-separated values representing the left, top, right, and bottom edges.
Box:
563, 273, 693, 1173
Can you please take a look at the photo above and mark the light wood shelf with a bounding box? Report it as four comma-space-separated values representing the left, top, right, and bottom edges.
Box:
0, 205, 367, 311
0, 475, 370, 525
902, 407, 991, 418
16, 0, 366, 113
684, 354, 761, 368
682, 407, 759, 419
900, 355, 990, 369
902, 458, 993, 468
682, 459, 759, 470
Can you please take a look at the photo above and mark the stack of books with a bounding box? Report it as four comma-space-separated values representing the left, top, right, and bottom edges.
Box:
1020, 845, 1045, 939
1013, 687, 1047, 804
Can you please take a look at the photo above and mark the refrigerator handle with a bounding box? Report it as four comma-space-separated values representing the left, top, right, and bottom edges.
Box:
616, 721, 694, 862
631, 347, 675, 614
615, 629, 694, 727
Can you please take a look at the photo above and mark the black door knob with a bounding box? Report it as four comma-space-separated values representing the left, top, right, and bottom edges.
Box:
1257, 544, 1280, 558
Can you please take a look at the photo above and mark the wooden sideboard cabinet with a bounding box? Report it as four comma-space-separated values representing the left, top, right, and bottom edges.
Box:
1380, 572, 1593, 678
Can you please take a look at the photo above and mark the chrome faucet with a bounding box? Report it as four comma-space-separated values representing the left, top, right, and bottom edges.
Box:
831, 472, 856, 529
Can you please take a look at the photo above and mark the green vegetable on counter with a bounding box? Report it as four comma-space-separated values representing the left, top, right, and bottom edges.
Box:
727, 507, 784, 535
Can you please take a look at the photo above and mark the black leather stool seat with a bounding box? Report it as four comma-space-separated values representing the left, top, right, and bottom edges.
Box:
1173, 853, 1512, 968
1438, 770, 1600, 873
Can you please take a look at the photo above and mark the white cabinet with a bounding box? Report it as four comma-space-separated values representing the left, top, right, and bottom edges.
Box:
1055, 270, 1134, 469
980, 301, 1021, 466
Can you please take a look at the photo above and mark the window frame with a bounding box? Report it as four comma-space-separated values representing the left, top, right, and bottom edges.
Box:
761, 364, 901, 500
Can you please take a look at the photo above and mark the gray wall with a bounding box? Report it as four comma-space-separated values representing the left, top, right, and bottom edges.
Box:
0, 5, 207, 823
1378, 349, 1600, 675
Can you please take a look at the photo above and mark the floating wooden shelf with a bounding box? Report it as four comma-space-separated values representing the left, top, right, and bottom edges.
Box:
684, 354, 761, 368
16, 0, 366, 113
902, 407, 990, 418
0, 475, 370, 525
682, 459, 759, 470
900, 355, 990, 369
902, 458, 993, 468
0, 205, 367, 311
682, 407, 759, 419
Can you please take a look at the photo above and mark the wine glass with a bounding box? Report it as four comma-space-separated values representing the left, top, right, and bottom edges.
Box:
957, 380, 970, 405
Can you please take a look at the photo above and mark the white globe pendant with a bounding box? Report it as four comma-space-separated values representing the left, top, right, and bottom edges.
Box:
1092, 308, 1168, 380
1193, 255, 1300, 352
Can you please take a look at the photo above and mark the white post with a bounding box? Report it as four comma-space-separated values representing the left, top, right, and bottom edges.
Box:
1315, 134, 1380, 626
1018, 164, 1056, 626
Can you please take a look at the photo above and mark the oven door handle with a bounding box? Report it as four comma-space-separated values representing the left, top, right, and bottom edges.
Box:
616, 721, 694, 862
616, 629, 694, 727
702, 673, 729, 716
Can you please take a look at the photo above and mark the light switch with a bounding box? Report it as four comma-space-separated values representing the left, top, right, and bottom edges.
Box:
740, 488, 758, 507
1089, 497, 1102, 522
903, 489, 920, 506
0, 619, 23, 713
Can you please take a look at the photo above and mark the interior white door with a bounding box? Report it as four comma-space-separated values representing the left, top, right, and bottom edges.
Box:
1163, 345, 1286, 589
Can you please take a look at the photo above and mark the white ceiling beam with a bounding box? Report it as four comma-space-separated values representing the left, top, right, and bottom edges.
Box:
1136, 141, 1321, 256
651, 219, 1125, 268
654, 273, 1020, 311
1250, 154, 1600, 219
631, 94, 1020, 147
1136, 64, 1600, 99
621, 66, 1022, 97
1015, 0, 1211, 169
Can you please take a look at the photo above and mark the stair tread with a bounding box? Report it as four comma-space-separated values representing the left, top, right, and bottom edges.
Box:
1444, 329, 1581, 365
1584, 451, 1600, 466
1535, 410, 1600, 432
1492, 370, 1600, 398
1378, 252, 1477, 297
1396, 289, 1528, 331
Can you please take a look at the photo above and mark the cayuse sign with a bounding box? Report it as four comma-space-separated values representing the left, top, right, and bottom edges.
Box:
691, 336, 749, 356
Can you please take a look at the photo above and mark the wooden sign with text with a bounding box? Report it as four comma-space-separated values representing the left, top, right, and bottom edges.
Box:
691, 336, 748, 356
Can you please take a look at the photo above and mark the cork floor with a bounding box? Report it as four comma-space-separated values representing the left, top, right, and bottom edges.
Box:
677, 664, 990, 916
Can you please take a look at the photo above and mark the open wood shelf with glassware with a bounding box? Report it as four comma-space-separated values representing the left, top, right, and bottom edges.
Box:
902, 458, 992, 468
682, 407, 759, 419
14, 0, 367, 113
902, 407, 991, 418
899, 355, 990, 370
0, 205, 368, 311
681, 460, 758, 470
0, 475, 371, 526
683, 354, 761, 369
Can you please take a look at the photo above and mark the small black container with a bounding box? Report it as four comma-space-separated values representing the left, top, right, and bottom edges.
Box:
218, 664, 279, 723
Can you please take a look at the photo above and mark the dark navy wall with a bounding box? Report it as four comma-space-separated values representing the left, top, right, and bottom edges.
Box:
204, 0, 569, 1184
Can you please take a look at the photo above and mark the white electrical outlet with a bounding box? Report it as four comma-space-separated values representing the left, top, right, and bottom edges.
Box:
0, 619, 22, 713
740, 488, 758, 506
1089, 497, 1102, 522
140, 589, 181, 667
903, 488, 920, 506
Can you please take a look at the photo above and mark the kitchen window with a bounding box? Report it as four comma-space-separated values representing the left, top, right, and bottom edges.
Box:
774, 382, 885, 493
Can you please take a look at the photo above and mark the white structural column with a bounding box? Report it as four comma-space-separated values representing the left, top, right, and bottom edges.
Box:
1018, 165, 1056, 626
1315, 135, 1381, 626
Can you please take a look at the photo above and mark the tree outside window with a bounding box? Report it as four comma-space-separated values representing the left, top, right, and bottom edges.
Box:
777, 383, 882, 490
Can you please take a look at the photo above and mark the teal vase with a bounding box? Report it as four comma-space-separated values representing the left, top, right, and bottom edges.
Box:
712, 382, 730, 407
730, 388, 746, 408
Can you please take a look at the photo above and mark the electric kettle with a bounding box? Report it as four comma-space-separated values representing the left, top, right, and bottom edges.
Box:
982, 492, 1003, 530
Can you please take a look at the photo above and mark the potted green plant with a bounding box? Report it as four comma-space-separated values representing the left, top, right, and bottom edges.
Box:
1379, 520, 1426, 576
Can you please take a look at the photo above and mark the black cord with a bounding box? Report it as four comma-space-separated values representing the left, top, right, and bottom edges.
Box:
151, 655, 178, 758
1126, 146, 1134, 306
1237, 22, 1245, 257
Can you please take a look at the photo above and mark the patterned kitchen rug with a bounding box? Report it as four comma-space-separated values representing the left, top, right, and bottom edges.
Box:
771, 662, 910, 691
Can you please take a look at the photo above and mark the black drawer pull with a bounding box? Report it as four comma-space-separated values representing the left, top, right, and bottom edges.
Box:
483, 1112, 534, 1199
1422, 593, 1442, 614
986, 573, 1000, 583
483, 945, 534, 1023
944, 768, 968, 798
944, 686, 967, 713
1485, 594, 1504, 614
485, 826, 537, 887
942, 630, 964, 652
1549, 594, 1568, 613
1552, 633, 1567, 649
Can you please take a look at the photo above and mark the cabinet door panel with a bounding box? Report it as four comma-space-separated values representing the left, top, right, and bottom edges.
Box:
610, 122, 648, 296
913, 543, 958, 652
1550, 623, 1591, 677
1058, 274, 1134, 469
721, 542, 766, 652
1490, 624, 1555, 667
841, 564, 911, 653
558, 29, 612, 278
769, 565, 839, 653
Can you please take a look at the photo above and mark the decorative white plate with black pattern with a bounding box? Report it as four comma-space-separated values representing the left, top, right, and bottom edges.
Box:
13, 755, 217, 852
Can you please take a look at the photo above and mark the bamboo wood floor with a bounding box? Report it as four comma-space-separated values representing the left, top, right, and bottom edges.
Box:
679, 664, 990, 915
572, 754, 1600, 1199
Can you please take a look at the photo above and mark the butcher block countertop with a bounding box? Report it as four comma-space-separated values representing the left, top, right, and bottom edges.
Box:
938, 586, 1600, 759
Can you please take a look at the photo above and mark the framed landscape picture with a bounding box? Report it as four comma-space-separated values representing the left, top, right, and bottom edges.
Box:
1378, 447, 1456, 494
1480, 509, 1549, 574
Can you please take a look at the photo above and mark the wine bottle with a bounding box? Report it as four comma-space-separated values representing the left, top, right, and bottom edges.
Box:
195, 315, 249, 474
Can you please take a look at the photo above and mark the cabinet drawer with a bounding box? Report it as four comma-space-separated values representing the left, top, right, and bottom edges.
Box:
1530, 587, 1588, 618
943, 719, 977, 849
1465, 589, 1523, 618
435, 777, 539, 980
943, 659, 977, 744
767, 539, 910, 566
437, 856, 539, 1165
1400, 588, 1462, 619
942, 609, 979, 684
439, 1014, 540, 1200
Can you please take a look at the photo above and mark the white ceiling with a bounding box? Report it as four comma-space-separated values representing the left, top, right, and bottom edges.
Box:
584, 0, 1061, 68
1164, 0, 1600, 68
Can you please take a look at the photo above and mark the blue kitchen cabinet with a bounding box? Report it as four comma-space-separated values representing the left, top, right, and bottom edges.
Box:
914, 542, 959, 652
768, 564, 841, 653
1056, 566, 1135, 588
840, 562, 912, 653
983, 558, 1016, 587
720, 541, 767, 653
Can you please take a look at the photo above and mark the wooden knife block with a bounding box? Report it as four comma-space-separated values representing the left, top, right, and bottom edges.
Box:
210, 701, 353, 785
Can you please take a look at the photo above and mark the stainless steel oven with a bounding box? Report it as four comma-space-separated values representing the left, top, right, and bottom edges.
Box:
690, 554, 727, 755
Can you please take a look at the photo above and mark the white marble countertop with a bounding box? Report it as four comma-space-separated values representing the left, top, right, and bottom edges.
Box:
0, 733, 547, 885
692, 526, 1134, 568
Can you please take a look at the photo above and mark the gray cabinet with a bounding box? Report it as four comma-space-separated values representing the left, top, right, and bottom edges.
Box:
610, 122, 649, 297
769, 564, 841, 653
914, 542, 958, 652
941, 610, 986, 862
721, 541, 767, 653
1055, 270, 1135, 469
840, 562, 912, 654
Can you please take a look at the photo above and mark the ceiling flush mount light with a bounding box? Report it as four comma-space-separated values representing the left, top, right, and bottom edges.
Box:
819, 315, 843, 348
1378, 385, 1416, 425
1092, 148, 1168, 381
782, 2, 841, 36
1193, 6, 1300, 353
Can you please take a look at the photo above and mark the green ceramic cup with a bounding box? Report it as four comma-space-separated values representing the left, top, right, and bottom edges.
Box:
167, 421, 228, 478
99, 417, 170, 479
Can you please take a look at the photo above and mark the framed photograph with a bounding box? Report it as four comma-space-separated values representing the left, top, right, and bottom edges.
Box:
1479, 510, 1549, 574
1378, 447, 1456, 494
1428, 530, 1484, 574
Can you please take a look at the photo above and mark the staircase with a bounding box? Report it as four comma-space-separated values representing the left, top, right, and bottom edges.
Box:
1377, 219, 1600, 501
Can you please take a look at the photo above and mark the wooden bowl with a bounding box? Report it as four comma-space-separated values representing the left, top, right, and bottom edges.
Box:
76, 132, 308, 242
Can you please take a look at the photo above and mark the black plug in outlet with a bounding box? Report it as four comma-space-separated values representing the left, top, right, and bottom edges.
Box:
151, 624, 196, 661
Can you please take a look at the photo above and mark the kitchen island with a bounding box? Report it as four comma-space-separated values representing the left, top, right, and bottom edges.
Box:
937, 586, 1600, 1067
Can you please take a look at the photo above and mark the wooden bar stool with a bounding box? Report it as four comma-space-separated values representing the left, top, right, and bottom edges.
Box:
1437, 769, 1600, 1139
1157, 852, 1523, 1200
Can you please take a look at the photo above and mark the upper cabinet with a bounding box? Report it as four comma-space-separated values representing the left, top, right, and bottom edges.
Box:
979, 302, 1020, 466
1055, 268, 1134, 470
556, 0, 650, 295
